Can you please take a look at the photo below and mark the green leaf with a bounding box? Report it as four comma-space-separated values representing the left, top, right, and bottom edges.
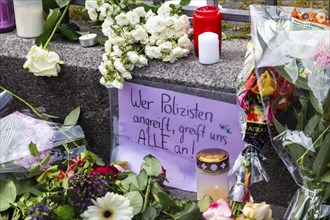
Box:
121, 173, 139, 191
151, 181, 164, 194
124, 191, 143, 216
64, 106, 80, 126
89, 151, 105, 166
256, 30, 268, 54
304, 114, 322, 137
197, 195, 213, 212
44, 9, 61, 32
40, 154, 51, 166
35, 28, 53, 47
310, 92, 324, 115
137, 169, 148, 191
142, 207, 158, 220
271, 96, 285, 134
46, 165, 59, 173
141, 155, 162, 177
58, 28, 81, 41
42, 0, 59, 13
179, 0, 190, 6
28, 164, 41, 173
274, 66, 310, 90
172, 203, 201, 220
323, 90, 330, 125
0, 179, 16, 211
313, 133, 330, 178
28, 142, 39, 157
321, 170, 330, 183
55, 0, 69, 7
157, 191, 177, 208
110, 26, 121, 37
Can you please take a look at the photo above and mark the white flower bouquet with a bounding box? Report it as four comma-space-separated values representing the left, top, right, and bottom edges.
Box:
85, 0, 193, 89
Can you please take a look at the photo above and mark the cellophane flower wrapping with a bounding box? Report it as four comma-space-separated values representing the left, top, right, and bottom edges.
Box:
248, 4, 330, 219
0, 111, 85, 179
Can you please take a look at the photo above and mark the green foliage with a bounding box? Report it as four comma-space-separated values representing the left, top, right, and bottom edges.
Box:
53, 205, 76, 220
141, 155, 162, 177
0, 179, 16, 211
64, 106, 81, 126
28, 142, 39, 158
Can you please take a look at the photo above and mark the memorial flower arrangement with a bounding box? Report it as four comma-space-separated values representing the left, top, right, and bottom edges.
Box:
23, 0, 82, 77
243, 5, 330, 219
0, 87, 274, 220
85, 0, 193, 89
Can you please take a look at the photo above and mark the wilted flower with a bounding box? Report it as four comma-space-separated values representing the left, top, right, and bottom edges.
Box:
241, 200, 272, 220
23, 45, 64, 77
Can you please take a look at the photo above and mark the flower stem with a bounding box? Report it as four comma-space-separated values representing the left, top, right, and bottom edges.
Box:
142, 178, 152, 212
43, 0, 72, 49
0, 86, 43, 119
297, 123, 330, 164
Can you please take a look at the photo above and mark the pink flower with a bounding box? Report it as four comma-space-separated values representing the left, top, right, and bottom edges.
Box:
314, 41, 330, 70
203, 199, 234, 220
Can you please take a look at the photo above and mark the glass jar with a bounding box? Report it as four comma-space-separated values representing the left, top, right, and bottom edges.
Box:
0, 0, 15, 33
13, 0, 44, 38
193, 6, 221, 57
196, 148, 229, 201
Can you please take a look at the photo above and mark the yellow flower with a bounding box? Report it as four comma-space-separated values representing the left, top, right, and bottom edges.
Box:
251, 70, 276, 97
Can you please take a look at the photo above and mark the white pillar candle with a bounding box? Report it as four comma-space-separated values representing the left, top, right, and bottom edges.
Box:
13, 0, 44, 38
198, 32, 220, 65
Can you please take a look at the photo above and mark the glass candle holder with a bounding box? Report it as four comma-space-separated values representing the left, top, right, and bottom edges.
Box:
193, 6, 221, 57
13, 0, 44, 38
0, 0, 15, 33
196, 148, 230, 201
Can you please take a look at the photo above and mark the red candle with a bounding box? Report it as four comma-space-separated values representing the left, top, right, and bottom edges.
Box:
193, 6, 222, 57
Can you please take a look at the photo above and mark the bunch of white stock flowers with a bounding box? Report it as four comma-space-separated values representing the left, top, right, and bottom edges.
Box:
86, 1, 193, 89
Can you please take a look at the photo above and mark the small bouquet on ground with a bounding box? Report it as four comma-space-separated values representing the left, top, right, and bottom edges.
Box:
248, 4, 330, 219
85, 0, 193, 89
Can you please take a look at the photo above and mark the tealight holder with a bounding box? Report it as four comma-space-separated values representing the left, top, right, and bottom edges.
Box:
196, 148, 230, 201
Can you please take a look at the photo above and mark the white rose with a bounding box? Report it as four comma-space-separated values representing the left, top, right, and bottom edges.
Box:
145, 10, 155, 20
114, 59, 127, 74
100, 76, 124, 89
130, 25, 149, 44
104, 39, 112, 53
23, 45, 64, 77
159, 41, 172, 53
115, 13, 129, 26
174, 15, 190, 33
157, 4, 171, 17
137, 55, 148, 67
145, 16, 167, 34
178, 34, 193, 50
87, 9, 98, 21
99, 63, 108, 76
127, 51, 140, 64
126, 11, 140, 26
133, 7, 146, 17
109, 36, 126, 46
145, 45, 162, 59
111, 45, 123, 57
169, 46, 190, 60
102, 16, 114, 36
99, 3, 113, 20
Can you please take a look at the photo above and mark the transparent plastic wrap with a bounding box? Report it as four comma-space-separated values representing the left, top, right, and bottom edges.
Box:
249, 4, 330, 219
0, 110, 85, 179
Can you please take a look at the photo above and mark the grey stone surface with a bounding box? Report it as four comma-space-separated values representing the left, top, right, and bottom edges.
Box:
0, 23, 296, 214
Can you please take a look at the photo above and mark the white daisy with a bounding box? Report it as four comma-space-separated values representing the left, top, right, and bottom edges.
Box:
81, 192, 133, 220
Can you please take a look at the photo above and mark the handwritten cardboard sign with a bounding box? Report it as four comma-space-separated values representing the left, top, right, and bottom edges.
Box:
112, 82, 244, 191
